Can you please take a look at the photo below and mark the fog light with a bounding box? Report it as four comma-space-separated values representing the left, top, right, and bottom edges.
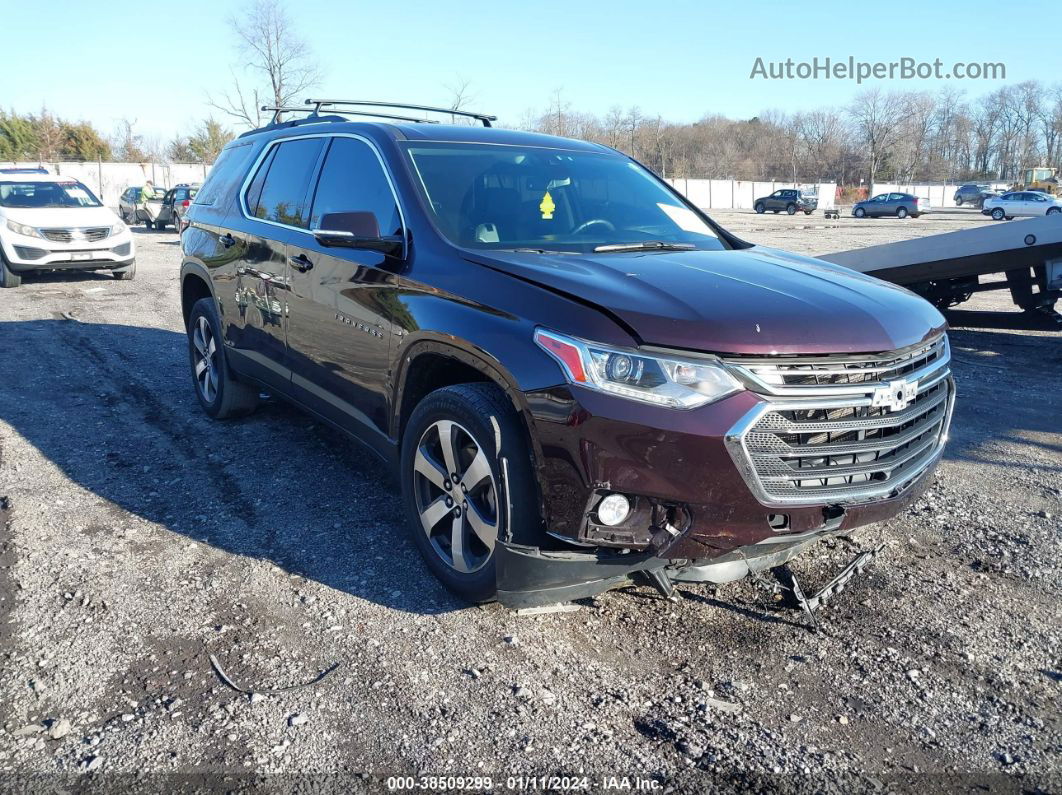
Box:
596, 493, 631, 526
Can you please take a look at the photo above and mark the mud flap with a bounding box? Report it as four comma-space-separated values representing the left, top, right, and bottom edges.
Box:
767, 543, 886, 631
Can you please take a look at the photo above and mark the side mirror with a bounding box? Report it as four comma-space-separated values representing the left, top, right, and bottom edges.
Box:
314, 211, 404, 257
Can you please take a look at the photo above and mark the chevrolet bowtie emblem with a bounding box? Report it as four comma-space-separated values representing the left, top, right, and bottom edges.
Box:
872, 378, 918, 411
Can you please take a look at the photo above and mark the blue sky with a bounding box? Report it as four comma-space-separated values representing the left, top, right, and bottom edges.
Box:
4, 1, 1051, 141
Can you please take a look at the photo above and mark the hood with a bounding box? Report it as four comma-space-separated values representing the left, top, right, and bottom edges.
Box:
468, 246, 945, 355
1, 206, 120, 228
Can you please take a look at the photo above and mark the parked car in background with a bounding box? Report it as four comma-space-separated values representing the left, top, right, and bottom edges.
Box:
953, 184, 998, 208
982, 191, 1062, 220
179, 102, 952, 607
753, 188, 818, 215
0, 166, 49, 175
118, 184, 167, 224
0, 172, 135, 287
852, 192, 930, 218
155, 184, 200, 232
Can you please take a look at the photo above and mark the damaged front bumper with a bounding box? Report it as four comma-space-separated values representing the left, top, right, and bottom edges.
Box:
496, 509, 860, 608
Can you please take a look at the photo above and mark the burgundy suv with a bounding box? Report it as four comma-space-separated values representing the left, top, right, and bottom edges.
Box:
179, 102, 954, 607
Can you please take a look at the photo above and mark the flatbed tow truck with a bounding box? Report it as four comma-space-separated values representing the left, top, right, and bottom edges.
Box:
820, 214, 1062, 325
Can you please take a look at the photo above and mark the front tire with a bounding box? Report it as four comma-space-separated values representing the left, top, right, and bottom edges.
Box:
400, 383, 541, 603
186, 297, 258, 419
113, 261, 136, 281
955, 197, 963, 206
803, 210, 812, 215
992, 208, 1005, 221
754, 202, 765, 214
854, 207, 866, 218
0, 253, 22, 288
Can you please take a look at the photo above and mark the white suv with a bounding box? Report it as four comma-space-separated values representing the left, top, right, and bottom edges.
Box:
0, 172, 136, 288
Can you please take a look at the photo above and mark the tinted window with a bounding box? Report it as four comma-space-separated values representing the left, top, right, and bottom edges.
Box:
309, 137, 402, 234
245, 147, 276, 216
253, 138, 325, 228
195, 140, 256, 207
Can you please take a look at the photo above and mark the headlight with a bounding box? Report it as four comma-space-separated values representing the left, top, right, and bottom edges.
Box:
534, 329, 742, 409
111, 223, 126, 235
5, 219, 40, 238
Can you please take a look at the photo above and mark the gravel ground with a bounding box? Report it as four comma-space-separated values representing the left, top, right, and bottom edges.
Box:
0, 214, 1059, 793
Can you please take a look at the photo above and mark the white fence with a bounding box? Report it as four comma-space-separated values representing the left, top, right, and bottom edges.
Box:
1, 161, 212, 209
871, 181, 1012, 208
667, 179, 837, 210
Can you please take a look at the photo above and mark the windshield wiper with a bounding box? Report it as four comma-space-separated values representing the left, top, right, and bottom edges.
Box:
592, 241, 697, 253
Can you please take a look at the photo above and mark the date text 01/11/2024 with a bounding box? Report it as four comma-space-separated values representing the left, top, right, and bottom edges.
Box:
385, 775, 662, 791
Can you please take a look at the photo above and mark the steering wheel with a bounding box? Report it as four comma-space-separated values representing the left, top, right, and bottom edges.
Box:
571, 218, 616, 235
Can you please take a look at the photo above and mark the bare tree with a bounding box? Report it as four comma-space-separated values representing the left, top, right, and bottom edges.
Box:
445, 77, 478, 125
208, 0, 322, 128
848, 89, 907, 188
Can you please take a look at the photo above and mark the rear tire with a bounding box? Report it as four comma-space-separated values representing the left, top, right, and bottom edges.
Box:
0, 253, 22, 288
803, 210, 812, 215
786, 204, 797, 215
144, 219, 154, 230
400, 383, 541, 603
1047, 207, 1060, 215
186, 297, 258, 419
897, 207, 909, 219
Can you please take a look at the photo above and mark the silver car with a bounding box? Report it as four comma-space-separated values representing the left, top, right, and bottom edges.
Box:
982, 191, 1062, 220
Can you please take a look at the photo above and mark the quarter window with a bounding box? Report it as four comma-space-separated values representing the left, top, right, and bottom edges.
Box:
248, 138, 325, 228
309, 137, 402, 235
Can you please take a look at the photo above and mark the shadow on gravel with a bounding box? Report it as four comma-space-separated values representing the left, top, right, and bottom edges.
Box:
0, 318, 461, 616
944, 307, 1062, 332
943, 327, 1062, 471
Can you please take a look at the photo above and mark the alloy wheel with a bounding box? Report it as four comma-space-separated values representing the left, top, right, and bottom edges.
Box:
192, 316, 218, 403
413, 419, 498, 573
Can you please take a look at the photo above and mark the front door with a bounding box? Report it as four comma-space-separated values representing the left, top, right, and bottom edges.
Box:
284, 135, 404, 446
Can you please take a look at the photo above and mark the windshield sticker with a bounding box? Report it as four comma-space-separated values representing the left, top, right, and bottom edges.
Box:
539, 191, 555, 220
657, 203, 709, 233
66, 187, 90, 201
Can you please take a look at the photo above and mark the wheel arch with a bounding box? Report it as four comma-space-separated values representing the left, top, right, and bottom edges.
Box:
180, 263, 214, 327
392, 336, 536, 445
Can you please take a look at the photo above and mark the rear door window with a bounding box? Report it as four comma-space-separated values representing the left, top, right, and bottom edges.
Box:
251, 138, 325, 228
308, 137, 402, 235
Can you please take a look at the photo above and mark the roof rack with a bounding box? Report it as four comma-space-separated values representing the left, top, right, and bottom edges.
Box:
259, 104, 441, 126
306, 99, 497, 127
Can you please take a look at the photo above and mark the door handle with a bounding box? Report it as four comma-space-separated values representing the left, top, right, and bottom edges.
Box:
288, 254, 314, 273
219, 233, 235, 248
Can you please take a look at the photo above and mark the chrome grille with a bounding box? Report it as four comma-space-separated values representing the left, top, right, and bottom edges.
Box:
732, 336, 947, 395
725, 335, 954, 504
39, 227, 111, 243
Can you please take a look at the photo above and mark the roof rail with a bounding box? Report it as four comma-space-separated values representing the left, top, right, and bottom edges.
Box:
306, 99, 497, 127
259, 104, 441, 126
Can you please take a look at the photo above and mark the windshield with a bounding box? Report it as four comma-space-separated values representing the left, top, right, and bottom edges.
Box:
405, 143, 725, 253
0, 180, 102, 209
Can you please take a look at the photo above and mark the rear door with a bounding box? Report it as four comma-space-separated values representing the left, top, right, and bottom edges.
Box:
227, 136, 326, 389
284, 135, 405, 444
